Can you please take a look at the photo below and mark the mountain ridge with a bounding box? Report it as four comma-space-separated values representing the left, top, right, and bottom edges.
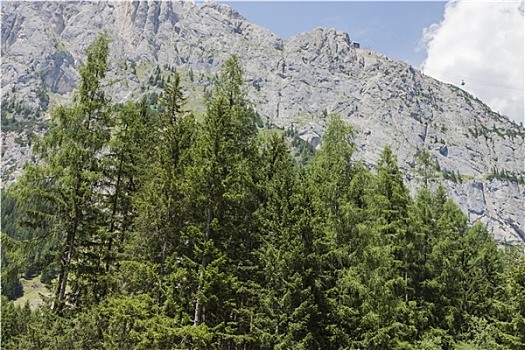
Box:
1, 0, 524, 244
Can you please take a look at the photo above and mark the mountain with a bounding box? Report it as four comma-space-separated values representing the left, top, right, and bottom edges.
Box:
1, 0, 524, 244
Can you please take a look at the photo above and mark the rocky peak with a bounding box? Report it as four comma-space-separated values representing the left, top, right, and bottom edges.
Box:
1, 1, 524, 245
199, 1, 244, 21
289, 27, 353, 55
283, 27, 360, 76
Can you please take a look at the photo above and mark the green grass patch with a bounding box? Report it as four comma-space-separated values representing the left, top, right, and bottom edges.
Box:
14, 275, 51, 310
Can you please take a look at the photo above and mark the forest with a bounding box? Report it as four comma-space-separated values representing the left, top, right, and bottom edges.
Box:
1, 34, 525, 350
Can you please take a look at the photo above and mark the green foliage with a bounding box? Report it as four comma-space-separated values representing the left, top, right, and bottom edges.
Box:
442, 168, 463, 184
487, 167, 525, 185
415, 148, 439, 188
0, 297, 33, 345
0, 273, 23, 300
35, 85, 50, 111
183, 56, 261, 347
5, 38, 523, 350
1, 94, 48, 137
11, 32, 112, 311
1, 189, 57, 297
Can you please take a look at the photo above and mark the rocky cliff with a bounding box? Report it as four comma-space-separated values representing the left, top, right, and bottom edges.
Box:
1, 1, 524, 244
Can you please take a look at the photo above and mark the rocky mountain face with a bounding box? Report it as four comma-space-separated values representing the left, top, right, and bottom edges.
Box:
2, 1, 524, 244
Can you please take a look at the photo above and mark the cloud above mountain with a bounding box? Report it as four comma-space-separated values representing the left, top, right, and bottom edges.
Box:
421, 0, 524, 124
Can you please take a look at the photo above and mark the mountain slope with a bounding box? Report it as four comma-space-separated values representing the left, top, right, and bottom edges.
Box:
1, 1, 524, 244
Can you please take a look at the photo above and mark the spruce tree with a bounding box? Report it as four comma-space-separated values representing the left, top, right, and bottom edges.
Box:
127, 72, 196, 310
303, 114, 359, 348
359, 146, 418, 347
186, 55, 259, 348
252, 133, 304, 348
99, 98, 154, 297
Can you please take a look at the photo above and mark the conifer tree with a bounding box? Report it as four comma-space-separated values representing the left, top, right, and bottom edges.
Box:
359, 146, 418, 347
303, 114, 359, 348
99, 98, 154, 297
127, 72, 196, 311
374, 146, 413, 279
500, 247, 525, 348
252, 133, 304, 348
460, 222, 502, 319
13, 33, 111, 310
187, 55, 259, 348
416, 148, 437, 189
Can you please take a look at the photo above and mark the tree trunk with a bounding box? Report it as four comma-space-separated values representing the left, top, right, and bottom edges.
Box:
194, 197, 212, 326
54, 229, 75, 311
106, 137, 125, 272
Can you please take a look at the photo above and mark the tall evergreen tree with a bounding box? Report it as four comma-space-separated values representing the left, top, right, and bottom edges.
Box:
98, 98, 154, 298
303, 114, 359, 348
186, 55, 260, 348
127, 72, 196, 310
252, 133, 306, 349
500, 247, 525, 348
358, 146, 418, 348
13, 33, 111, 310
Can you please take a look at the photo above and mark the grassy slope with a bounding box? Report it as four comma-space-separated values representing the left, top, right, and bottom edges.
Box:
14, 276, 50, 310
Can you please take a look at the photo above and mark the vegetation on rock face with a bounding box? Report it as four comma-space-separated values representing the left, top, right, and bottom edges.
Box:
2, 33, 525, 350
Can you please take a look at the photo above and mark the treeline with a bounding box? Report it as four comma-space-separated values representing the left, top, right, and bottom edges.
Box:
2, 34, 525, 350
487, 167, 525, 185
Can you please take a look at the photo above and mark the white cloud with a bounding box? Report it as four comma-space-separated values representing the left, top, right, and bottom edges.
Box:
421, 0, 524, 124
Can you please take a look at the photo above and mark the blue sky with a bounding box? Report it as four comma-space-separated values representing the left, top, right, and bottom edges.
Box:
222, 1, 447, 68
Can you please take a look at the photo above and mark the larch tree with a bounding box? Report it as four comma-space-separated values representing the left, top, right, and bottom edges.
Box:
13, 33, 112, 310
